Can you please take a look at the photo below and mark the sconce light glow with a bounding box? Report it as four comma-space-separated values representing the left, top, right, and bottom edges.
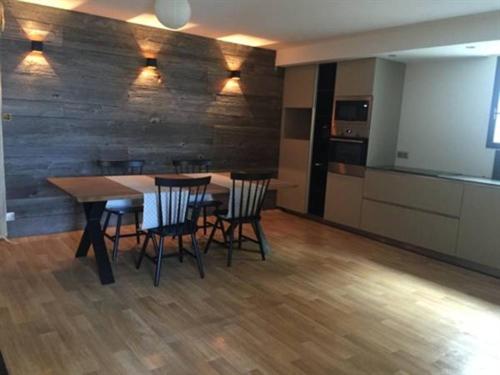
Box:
31, 40, 44, 53
229, 70, 241, 80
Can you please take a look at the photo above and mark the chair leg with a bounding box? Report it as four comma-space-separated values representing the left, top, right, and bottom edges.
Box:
112, 214, 122, 262
204, 217, 219, 254
178, 234, 184, 263
136, 232, 150, 269
238, 223, 243, 249
219, 220, 228, 246
227, 224, 235, 267
102, 211, 111, 235
191, 233, 205, 278
154, 236, 165, 287
134, 211, 141, 244
203, 206, 208, 235
252, 221, 266, 261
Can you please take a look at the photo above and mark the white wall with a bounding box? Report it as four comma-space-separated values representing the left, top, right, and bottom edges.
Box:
396, 57, 497, 178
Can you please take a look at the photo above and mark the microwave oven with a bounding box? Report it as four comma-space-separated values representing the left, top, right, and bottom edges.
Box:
332, 96, 372, 138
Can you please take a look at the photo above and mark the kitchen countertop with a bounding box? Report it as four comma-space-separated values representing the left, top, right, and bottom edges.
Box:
368, 165, 500, 187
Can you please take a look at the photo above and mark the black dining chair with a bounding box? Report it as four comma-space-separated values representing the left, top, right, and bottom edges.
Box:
204, 171, 272, 267
135, 175, 211, 286
172, 159, 221, 235
98, 160, 145, 261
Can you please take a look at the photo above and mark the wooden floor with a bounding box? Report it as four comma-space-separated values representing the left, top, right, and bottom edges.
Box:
2, 210, 500, 374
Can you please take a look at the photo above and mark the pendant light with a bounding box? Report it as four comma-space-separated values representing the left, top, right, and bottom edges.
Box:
155, 0, 191, 30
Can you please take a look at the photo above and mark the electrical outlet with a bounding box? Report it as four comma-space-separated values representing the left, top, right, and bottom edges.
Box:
397, 151, 409, 159
6, 212, 15, 222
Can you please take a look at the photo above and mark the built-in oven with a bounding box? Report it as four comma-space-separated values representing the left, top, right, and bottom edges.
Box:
332, 96, 372, 138
328, 136, 368, 177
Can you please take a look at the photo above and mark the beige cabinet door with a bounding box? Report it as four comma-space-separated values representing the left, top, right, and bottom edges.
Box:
282, 65, 317, 108
360, 199, 459, 255
363, 169, 463, 217
277, 139, 310, 213
457, 183, 500, 269
324, 173, 363, 228
335, 59, 376, 97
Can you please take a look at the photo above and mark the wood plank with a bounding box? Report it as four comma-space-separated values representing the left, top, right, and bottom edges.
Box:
48, 177, 142, 203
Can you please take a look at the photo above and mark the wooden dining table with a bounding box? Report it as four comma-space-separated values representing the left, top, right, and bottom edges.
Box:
48, 173, 295, 285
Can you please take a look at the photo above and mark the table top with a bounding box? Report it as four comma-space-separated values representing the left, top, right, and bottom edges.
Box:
48, 173, 296, 203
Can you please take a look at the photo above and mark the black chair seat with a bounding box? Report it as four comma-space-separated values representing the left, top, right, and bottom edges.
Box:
199, 199, 222, 208
105, 205, 143, 215
214, 208, 228, 216
148, 221, 198, 237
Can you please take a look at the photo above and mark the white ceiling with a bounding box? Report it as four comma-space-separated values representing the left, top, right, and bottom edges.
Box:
382, 40, 500, 62
18, 0, 500, 49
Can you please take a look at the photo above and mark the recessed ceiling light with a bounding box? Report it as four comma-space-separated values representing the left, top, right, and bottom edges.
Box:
465, 45, 476, 49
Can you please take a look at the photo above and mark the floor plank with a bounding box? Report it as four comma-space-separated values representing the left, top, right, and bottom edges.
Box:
1, 210, 500, 374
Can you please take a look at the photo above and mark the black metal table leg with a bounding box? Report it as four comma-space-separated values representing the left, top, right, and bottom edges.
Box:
75, 201, 115, 285
255, 220, 271, 255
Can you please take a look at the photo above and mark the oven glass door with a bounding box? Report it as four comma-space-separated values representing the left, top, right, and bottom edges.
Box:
329, 137, 368, 165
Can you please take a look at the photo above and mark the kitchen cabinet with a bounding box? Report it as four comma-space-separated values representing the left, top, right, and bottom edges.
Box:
360, 199, 459, 255
277, 139, 311, 213
333, 59, 405, 167
363, 169, 464, 217
456, 183, 500, 269
282, 65, 317, 108
335, 59, 376, 97
278, 64, 317, 213
324, 173, 363, 228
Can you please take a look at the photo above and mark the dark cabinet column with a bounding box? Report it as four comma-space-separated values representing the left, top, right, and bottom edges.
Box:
308, 63, 337, 217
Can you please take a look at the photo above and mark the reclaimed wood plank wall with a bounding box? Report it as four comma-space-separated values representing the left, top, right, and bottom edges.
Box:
0, 0, 283, 237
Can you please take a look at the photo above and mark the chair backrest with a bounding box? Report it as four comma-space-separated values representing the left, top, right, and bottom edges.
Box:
154, 176, 211, 229
172, 159, 211, 174
228, 171, 273, 220
98, 160, 145, 175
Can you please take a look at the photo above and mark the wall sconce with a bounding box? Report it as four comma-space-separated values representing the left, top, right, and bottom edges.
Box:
31, 40, 43, 53
144, 57, 162, 83
146, 58, 158, 69
229, 70, 241, 80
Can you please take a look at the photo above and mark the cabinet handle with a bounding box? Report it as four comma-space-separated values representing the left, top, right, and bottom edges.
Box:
330, 137, 364, 144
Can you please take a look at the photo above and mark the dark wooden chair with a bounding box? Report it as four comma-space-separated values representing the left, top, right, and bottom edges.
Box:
98, 160, 145, 261
204, 171, 272, 266
135, 175, 211, 286
172, 159, 221, 235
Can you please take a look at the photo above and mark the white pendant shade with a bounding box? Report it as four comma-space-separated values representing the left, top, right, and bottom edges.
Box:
155, 0, 191, 30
